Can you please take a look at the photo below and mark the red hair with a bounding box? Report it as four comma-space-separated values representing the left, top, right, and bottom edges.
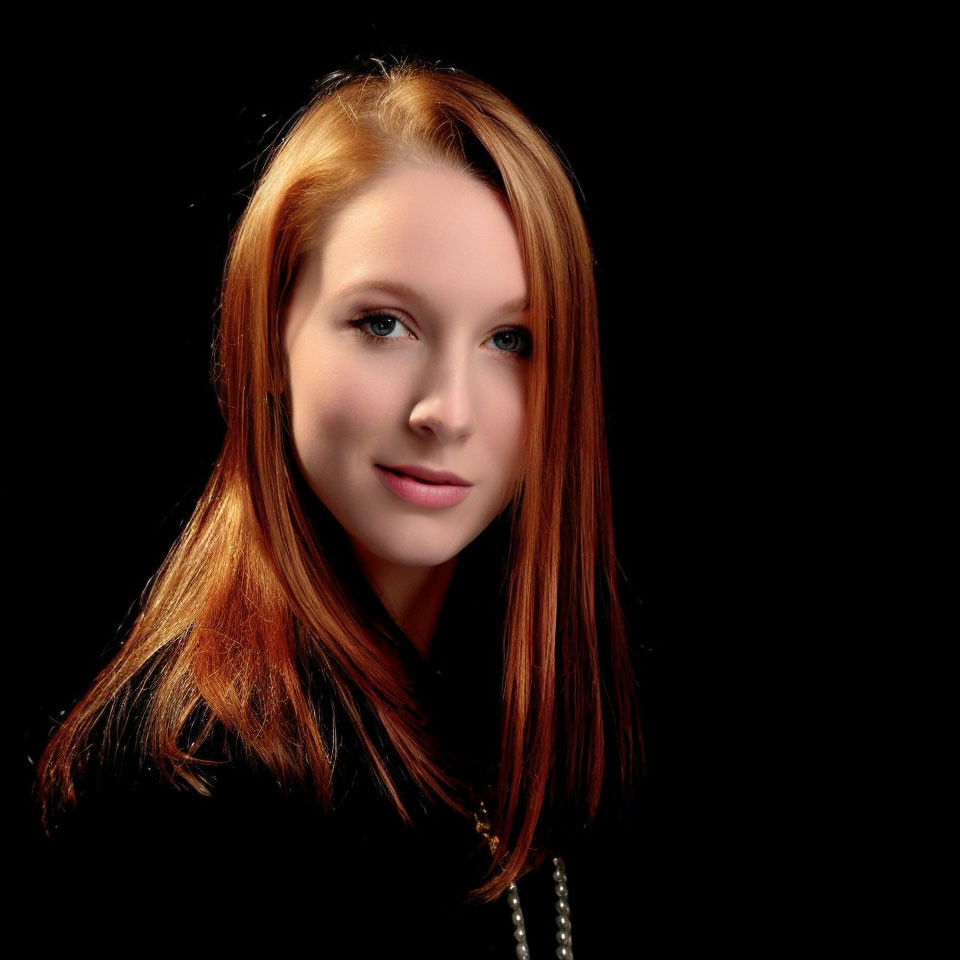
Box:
35, 55, 645, 905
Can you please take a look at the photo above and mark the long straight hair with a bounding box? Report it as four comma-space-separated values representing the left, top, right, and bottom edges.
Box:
35, 56, 645, 904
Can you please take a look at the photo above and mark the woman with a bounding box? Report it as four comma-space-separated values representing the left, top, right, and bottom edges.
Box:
32, 57, 649, 957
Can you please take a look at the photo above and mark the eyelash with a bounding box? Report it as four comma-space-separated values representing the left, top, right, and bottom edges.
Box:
348, 310, 532, 359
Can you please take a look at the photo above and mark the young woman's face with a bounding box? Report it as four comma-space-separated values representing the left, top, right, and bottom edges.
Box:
282, 162, 530, 573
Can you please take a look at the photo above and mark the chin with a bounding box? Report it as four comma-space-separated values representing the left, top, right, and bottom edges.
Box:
357, 528, 470, 569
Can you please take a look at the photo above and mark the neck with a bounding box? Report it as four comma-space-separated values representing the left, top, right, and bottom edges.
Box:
350, 545, 459, 662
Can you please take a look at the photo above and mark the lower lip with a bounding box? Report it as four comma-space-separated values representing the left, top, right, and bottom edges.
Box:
374, 465, 473, 508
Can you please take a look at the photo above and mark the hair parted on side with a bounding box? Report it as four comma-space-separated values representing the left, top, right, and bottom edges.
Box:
35, 54, 645, 905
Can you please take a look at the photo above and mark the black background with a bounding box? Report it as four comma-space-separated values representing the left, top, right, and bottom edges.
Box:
14, 16, 788, 942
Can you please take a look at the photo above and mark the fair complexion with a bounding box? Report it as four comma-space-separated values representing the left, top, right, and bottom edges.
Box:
281, 161, 531, 660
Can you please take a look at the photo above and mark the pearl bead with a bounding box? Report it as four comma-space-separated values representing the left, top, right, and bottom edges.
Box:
492, 833, 574, 958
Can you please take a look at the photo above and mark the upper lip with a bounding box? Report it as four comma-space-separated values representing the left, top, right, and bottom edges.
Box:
379, 464, 473, 486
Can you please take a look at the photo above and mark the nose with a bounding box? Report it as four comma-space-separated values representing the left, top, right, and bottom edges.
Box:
408, 352, 475, 440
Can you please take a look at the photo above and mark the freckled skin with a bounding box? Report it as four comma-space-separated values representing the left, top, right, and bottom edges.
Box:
281, 162, 529, 656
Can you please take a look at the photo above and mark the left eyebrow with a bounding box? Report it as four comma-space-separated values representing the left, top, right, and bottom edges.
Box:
332, 278, 530, 317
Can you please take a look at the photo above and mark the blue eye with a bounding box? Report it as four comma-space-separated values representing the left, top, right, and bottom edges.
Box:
349, 312, 412, 342
348, 311, 532, 358
489, 329, 530, 355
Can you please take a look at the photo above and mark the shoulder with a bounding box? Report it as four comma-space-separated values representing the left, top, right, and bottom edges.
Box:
28, 756, 384, 932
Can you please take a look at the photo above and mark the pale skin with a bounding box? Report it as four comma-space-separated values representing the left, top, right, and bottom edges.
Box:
281, 161, 531, 660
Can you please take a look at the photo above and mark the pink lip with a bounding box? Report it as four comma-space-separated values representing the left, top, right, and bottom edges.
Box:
374, 465, 473, 508
381, 464, 472, 486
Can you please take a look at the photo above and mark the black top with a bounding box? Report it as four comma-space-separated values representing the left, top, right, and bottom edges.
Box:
21, 521, 662, 956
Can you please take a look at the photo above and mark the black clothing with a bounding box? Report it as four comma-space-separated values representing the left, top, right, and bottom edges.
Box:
22, 522, 663, 956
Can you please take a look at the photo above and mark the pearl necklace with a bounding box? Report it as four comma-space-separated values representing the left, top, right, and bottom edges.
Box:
472, 799, 576, 959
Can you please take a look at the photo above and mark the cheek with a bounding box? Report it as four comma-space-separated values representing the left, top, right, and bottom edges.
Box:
288, 345, 391, 460
483, 376, 528, 473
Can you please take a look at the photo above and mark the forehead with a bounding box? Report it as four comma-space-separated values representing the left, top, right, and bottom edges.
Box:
318, 163, 528, 306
